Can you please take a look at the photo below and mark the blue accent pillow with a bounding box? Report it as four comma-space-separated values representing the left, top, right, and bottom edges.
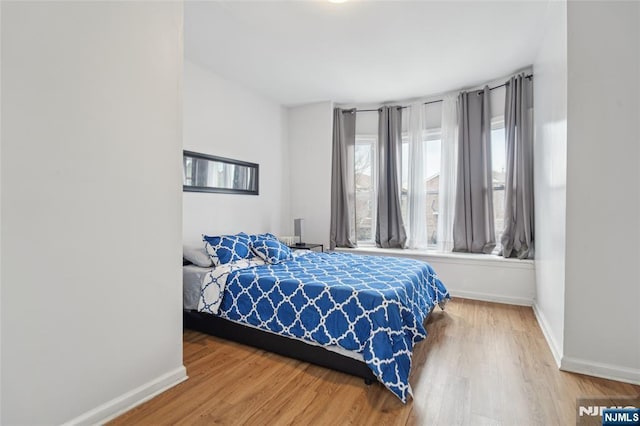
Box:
203, 233, 252, 266
248, 233, 278, 244
251, 238, 293, 264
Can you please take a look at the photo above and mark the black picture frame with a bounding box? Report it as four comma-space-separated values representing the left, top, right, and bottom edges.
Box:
183, 150, 259, 195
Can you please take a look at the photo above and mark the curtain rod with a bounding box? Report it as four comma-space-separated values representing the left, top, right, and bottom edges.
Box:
487, 74, 533, 91
343, 74, 533, 113
346, 102, 437, 113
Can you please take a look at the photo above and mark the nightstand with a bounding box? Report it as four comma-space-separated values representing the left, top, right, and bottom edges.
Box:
288, 243, 324, 253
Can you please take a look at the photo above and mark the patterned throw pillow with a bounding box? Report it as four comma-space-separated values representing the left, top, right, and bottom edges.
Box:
203, 233, 252, 266
248, 233, 279, 244
251, 238, 293, 264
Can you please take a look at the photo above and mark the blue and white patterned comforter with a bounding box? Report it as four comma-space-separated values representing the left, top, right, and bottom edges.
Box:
198, 251, 449, 402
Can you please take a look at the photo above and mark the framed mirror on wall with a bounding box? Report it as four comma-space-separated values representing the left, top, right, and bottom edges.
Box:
183, 150, 259, 195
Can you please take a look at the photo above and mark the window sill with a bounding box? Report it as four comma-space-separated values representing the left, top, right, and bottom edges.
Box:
334, 246, 534, 270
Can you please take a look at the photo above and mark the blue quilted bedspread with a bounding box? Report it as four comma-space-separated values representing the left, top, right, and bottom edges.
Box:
216, 251, 449, 402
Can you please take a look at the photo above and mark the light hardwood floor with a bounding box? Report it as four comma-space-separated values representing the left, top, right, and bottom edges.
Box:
111, 298, 639, 425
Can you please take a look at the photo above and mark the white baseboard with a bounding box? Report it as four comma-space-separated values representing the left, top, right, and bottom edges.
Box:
450, 289, 533, 307
531, 303, 640, 386
63, 365, 188, 426
532, 302, 562, 367
561, 356, 640, 386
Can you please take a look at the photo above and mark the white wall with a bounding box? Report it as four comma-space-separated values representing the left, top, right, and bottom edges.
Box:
0, 3, 3, 421
183, 60, 289, 245
1, 2, 185, 424
0, 1, 3, 420
287, 102, 333, 249
429, 256, 534, 306
562, 0, 640, 383
532, 0, 567, 366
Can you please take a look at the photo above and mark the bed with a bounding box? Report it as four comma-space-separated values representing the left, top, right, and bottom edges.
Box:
183, 246, 449, 403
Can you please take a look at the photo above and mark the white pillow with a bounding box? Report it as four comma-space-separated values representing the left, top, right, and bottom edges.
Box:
183, 245, 213, 267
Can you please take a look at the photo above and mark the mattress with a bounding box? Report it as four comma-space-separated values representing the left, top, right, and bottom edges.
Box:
183, 264, 213, 311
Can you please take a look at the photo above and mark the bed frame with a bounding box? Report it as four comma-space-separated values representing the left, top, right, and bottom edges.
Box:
183, 310, 377, 384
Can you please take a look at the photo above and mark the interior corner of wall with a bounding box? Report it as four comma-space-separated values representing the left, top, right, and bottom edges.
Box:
532, 302, 563, 368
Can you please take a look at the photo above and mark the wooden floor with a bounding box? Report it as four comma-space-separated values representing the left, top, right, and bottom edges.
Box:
111, 299, 639, 425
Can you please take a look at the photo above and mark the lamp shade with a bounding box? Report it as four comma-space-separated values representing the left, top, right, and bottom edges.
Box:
294, 218, 304, 245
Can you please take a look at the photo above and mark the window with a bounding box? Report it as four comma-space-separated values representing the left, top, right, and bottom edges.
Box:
400, 130, 442, 247
355, 136, 376, 244
348, 104, 507, 251
491, 117, 506, 250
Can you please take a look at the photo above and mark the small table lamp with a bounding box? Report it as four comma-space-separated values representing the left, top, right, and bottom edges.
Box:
294, 218, 305, 246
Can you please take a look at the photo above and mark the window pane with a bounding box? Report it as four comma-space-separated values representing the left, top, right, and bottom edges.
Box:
400, 132, 442, 248
491, 125, 506, 249
425, 139, 441, 246
355, 139, 375, 243
401, 138, 409, 223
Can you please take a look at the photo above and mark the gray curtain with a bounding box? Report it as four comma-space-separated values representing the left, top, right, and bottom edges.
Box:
193, 158, 209, 187
501, 74, 534, 259
233, 165, 246, 190
376, 106, 407, 248
453, 87, 496, 253
330, 108, 357, 249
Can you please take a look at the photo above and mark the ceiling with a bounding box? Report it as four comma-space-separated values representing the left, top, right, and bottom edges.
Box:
185, 1, 549, 106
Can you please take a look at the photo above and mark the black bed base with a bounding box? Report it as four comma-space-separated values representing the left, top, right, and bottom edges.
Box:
183, 310, 377, 384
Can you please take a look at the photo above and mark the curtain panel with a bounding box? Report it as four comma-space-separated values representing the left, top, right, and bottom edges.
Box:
453, 87, 496, 254
330, 108, 357, 249
437, 94, 458, 252
501, 74, 534, 259
406, 102, 429, 249
376, 106, 407, 248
